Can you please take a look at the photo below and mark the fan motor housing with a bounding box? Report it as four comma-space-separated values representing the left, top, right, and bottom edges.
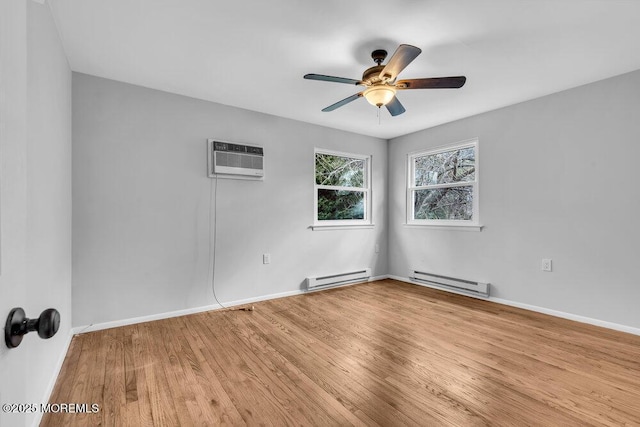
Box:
362, 65, 385, 85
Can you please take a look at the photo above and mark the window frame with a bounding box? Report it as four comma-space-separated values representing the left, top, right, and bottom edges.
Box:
313, 148, 373, 229
406, 138, 480, 229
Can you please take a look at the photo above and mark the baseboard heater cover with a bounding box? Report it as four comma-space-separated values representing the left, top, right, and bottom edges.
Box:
409, 270, 489, 297
306, 268, 372, 291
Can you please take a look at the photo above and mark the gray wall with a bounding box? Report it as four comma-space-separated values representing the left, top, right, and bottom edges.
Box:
0, 1, 72, 426
389, 69, 640, 329
72, 74, 387, 327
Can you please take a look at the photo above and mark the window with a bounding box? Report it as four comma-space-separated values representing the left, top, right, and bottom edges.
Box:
314, 149, 371, 227
407, 139, 479, 227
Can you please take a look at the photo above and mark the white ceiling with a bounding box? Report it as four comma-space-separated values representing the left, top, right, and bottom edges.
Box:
48, 0, 640, 139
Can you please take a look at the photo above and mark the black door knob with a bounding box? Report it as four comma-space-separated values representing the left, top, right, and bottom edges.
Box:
4, 307, 60, 348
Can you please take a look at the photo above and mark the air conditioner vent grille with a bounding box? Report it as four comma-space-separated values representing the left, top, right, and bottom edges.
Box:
215, 152, 263, 170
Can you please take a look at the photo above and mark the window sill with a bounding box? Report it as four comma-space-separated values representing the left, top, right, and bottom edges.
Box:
310, 224, 375, 231
404, 223, 483, 232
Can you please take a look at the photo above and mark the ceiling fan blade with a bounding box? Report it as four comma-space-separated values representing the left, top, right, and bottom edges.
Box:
379, 44, 422, 81
304, 74, 361, 85
321, 93, 363, 112
396, 76, 466, 89
385, 96, 406, 116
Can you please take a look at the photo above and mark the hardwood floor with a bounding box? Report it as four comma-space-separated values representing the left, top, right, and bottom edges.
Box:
42, 279, 640, 426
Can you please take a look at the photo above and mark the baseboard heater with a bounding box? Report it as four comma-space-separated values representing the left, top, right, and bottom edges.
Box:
306, 268, 371, 291
409, 270, 490, 298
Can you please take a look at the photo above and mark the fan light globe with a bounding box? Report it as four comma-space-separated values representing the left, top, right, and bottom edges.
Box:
363, 85, 396, 107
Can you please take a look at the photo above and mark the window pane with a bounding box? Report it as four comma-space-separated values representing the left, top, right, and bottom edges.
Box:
413, 186, 473, 220
414, 147, 475, 186
317, 189, 365, 220
315, 153, 364, 187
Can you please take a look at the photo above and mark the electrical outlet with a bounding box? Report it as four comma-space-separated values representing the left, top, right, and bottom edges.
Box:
263, 253, 271, 264
375, 244, 380, 253
542, 259, 552, 272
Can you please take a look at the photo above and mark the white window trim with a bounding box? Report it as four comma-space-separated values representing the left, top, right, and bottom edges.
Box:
313, 148, 373, 230
406, 138, 481, 229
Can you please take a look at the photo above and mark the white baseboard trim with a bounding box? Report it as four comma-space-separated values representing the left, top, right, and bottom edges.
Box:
488, 297, 640, 336
73, 285, 362, 334
217, 289, 306, 308
72, 274, 639, 338
32, 329, 74, 427
71, 303, 222, 335
388, 275, 640, 336
71, 289, 301, 335
72, 275, 389, 335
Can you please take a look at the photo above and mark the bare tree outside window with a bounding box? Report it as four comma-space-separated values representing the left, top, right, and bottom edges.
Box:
408, 141, 478, 224
315, 152, 370, 222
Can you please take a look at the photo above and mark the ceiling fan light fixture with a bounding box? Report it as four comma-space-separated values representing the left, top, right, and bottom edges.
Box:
305, 44, 465, 116
363, 85, 396, 107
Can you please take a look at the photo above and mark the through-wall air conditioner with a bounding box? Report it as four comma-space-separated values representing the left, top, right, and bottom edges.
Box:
207, 139, 264, 179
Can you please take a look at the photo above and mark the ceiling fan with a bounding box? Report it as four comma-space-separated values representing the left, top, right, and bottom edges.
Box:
304, 44, 466, 116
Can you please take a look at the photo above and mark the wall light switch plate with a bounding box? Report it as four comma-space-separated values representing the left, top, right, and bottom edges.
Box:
263, 253, 271, 264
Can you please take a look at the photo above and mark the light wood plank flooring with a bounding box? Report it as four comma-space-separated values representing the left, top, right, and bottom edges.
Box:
42, 279, 640, 426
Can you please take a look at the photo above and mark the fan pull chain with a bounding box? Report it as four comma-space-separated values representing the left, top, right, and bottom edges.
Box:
377, 107, 381, 125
